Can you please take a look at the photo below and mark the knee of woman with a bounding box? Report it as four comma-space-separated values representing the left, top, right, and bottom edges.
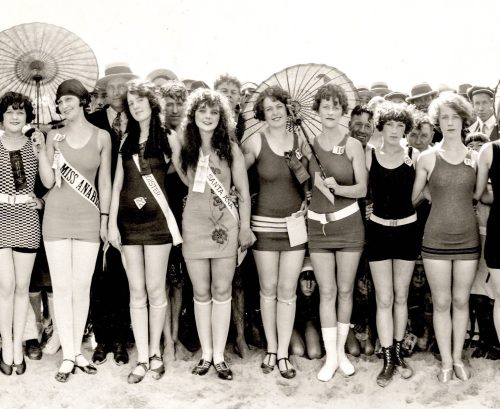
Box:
211, 286, 231, 302
376, 293, 394, 310
277, 282, 296, 300
433, 297, 452, 312
260, 280, 278, 297
146, 286, 167, 304
290, 343, 305, 357
193, 288, 211, 303
452, 295, 469, 310
0, 280, 15, 297
318, 287, 336, 302
393, 293, 408, 307
129, 291, 147, 307
337, 287, 353, 302
14, 283, 29, 297
308, 347, 322, 360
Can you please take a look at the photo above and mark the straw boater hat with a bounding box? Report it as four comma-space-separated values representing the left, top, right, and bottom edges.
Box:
370, 82, 392, 97
96, 62, 138, 88
384, 91, 408, 102
146, 68, 178, 83
406, 83, 438, 103
467, 86, 494, 101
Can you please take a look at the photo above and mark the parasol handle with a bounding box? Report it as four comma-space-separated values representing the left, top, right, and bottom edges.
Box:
287, 100, 334, 195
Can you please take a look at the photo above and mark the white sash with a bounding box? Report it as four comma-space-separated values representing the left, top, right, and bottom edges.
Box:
192, 151, 239, 222
131, 154, 183, 246
53, 150, 100, 211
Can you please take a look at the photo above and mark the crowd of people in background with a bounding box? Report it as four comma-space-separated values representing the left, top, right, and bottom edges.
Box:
0, 62, 499, 391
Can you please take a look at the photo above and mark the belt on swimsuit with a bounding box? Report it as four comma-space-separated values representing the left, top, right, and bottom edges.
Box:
307, 202, 359, 225
370, 213, 417, 227
0, 193, 31, 205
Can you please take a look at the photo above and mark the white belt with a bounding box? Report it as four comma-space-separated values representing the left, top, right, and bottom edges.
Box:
307, 202, 359, 224
370, 213, 417, 227
0, 193, 31, 205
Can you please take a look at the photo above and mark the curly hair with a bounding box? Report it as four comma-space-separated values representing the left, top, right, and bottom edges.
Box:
121, 79, 171, 159
428, 93, 475, 129
253, 86, 290, 122
0, 91, 35, 124
374, 101, 414, 134
179, 88, 236, 173
214, 74, 241, 92
159, 80, 188, 103
312, 84, 349, 115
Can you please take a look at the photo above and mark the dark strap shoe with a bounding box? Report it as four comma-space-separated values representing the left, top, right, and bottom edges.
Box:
192, 359, 211, 376
277, 357, 296, 379
214, 361, 233, 380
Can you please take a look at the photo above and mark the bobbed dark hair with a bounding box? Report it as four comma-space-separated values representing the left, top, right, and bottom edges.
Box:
0, 91, 35, 124
312, 84, 349, 115
253, 86, 290, 122
374, 101, 414, 134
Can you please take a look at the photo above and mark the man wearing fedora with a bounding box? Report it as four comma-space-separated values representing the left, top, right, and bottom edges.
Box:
406, 83, 437, 112
88, 62, 138, 365
467, 86, 499, 141
384, 91, 408, 104
370, 82, 391, 97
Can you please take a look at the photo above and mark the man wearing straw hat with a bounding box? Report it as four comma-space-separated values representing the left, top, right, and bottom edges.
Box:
88, 62, 138, 366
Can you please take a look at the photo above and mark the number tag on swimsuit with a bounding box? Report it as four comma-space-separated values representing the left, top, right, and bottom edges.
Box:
294, 149, 303, 160
134, 197, 147, 209
464, 158, 475, 168
332, 146, 345, 155
404, 156, 413, 167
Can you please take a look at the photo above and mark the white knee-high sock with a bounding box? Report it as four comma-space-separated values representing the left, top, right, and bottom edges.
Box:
317, 327, 338, 381
194, 298, 213, 361
277, 295, 297, 360
130, 303, 149, 363
260, 292, 277, 353
149, 300, 168, 357
337, 322, 355, 375
212, 297, 232, 364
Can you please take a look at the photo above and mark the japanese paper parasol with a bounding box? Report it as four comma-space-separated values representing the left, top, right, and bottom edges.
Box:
0, 22, 99, 126
240, 63, 359, 144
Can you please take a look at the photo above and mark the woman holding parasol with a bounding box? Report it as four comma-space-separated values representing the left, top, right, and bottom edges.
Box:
303, 84, 367, 382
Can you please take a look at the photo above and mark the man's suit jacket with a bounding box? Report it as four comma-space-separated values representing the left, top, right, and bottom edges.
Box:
88, 106, 123, 180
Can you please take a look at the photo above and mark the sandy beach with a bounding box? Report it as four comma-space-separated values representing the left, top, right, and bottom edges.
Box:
1, 338, 499, 409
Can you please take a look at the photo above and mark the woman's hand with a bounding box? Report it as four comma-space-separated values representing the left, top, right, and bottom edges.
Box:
100, 217, 109, 243
365, 201, 373, 220
108, 223, 122, 250
31, 130, 46, 151
293, 200, 308, 217
323, 176, 338, 191
238, 226, 255, 252
25, 193, 44, 210
229, 186, 243, 207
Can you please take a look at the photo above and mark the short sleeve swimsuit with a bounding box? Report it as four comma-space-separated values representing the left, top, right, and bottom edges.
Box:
421, 150, 480, 260
307, 135, 364, 252
0, 137, 40, 249
366, 147, 419, 261
251, 132, 305, 251
43, 128, 101, 243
